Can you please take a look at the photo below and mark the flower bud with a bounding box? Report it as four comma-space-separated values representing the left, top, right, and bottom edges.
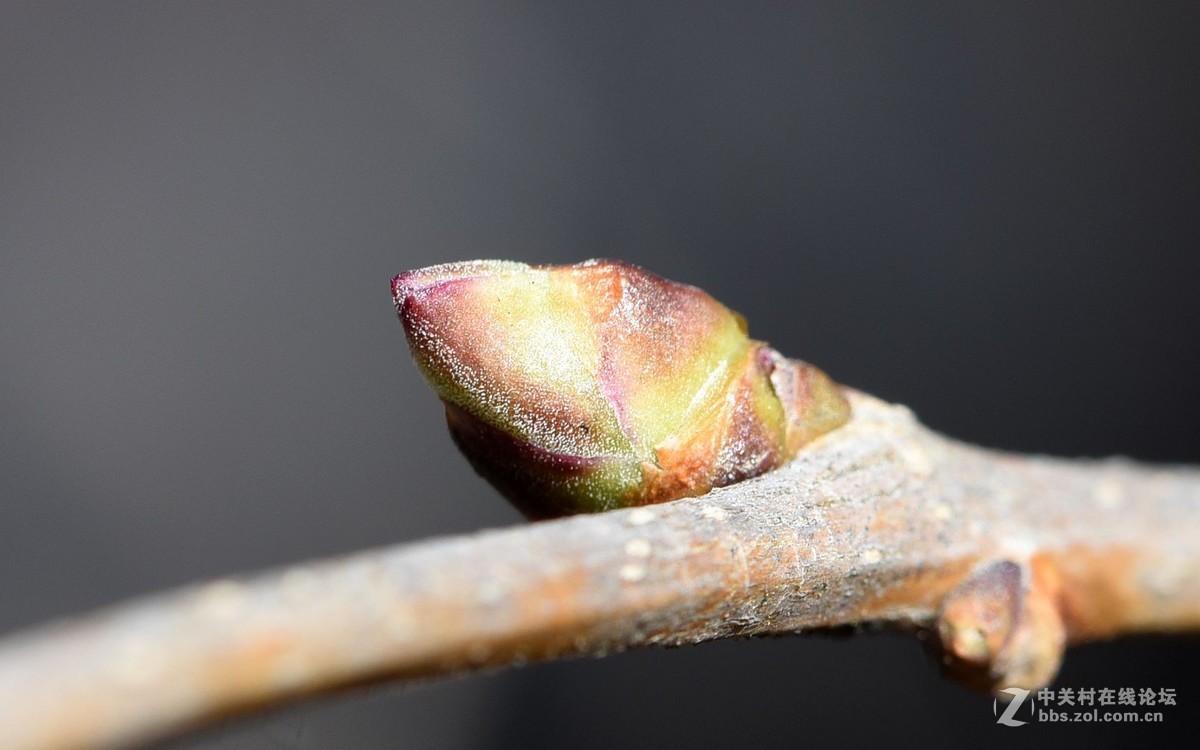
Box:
393, 259, 849, 518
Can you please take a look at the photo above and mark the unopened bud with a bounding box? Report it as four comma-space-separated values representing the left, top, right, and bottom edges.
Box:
393, 259, 849, 518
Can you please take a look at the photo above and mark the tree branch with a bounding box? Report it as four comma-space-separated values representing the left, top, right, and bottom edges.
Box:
1, 390, 1198, 749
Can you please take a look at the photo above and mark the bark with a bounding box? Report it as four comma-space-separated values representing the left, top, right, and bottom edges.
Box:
0, 390, 1197, 749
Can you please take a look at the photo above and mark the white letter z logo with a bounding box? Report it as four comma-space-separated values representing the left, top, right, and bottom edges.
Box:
995, 687, 1031, 727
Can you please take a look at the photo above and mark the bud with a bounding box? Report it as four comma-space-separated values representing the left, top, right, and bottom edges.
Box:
392, 259, 850, 519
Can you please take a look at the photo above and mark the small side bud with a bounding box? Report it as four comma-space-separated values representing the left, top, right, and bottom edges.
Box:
393, 259, 850, 518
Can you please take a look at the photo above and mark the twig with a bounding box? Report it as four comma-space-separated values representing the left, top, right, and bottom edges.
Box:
0, 390, 1197, 749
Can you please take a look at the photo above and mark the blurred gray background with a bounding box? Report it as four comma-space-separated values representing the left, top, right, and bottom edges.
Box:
2, 2, 1198, 748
